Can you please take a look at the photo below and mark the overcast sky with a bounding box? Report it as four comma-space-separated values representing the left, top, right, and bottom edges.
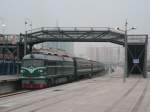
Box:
0, 0, 150, 57
0, 0, 149, 34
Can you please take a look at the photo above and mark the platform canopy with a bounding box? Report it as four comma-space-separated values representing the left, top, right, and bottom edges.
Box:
20, 27, 125, 45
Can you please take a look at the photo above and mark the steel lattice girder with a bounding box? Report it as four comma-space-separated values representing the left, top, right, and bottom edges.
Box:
20, 27, 125, 45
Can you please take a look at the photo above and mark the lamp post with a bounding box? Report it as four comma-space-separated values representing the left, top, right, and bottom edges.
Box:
24, 18, 32, 55
0, 17, 6, 34
124, 20, 128, 82
0, 18, 6, 53
0, 18, 6, 55
117, 20, 136, 82
0, 17, 6, 75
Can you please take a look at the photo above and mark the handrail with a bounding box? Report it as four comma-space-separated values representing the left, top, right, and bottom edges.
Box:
26, 27, 125, 34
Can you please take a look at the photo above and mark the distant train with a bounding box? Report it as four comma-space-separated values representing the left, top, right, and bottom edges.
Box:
20, 52, 105, 89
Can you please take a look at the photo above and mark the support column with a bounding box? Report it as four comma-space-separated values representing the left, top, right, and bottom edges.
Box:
144, 36, 148, 77
16, 43, 20, 75
24, 31, 27, 55
124, 21, 128, 82
29, 44, 33, 53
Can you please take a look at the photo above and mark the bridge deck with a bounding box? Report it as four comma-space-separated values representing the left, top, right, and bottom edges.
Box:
0, 72, 149, 112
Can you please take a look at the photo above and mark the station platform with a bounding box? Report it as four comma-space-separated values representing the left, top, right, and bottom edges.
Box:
0, 75, 19, 94
0, 71, 149, 112
0, 75, 19, 83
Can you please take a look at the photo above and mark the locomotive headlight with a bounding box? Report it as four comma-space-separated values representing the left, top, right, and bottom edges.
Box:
37, 68, 47, 75
38, 69, 44, 73
20, 70, 24, 73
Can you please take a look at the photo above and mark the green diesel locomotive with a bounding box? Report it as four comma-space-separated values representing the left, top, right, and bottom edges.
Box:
20, 52, 105, 89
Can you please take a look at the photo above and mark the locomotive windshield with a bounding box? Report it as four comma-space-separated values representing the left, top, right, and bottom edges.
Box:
22, 59, 44, 67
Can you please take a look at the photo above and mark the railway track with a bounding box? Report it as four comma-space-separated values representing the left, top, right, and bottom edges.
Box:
0, 90, 31, 99
104, 78, 141, 112
0, 74, 105, 100
131, 79, 149, 112
0, 74, 102, 99
3, 77, 110, 112
1, 76, 146, 112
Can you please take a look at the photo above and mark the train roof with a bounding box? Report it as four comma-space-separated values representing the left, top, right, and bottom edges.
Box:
23, 53, 73, 62
32, 48, 73, 57
74, 57, 96, 61
74, 57, 104, 65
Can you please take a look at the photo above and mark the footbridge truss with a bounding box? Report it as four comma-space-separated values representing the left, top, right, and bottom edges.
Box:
20, 27, 125, 45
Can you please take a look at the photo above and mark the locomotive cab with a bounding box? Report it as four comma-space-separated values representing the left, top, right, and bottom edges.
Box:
20, 55, 48, 89
20, 53, 75, 89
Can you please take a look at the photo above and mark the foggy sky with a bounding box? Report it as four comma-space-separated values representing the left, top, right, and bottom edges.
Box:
0, 0, 150, 58
0, 0, 150, 34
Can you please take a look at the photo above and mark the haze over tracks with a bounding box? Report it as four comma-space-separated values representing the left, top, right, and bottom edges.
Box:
0, 74, 149, 112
